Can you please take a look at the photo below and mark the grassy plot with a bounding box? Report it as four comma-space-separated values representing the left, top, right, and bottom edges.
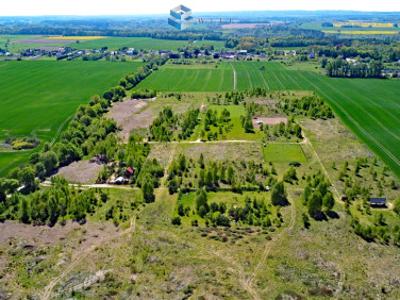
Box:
137, 63, 234, 91
0, 60, 142, 176
0, 151, 32, 177
190, 104, 264, 141
263, 143, 306, 163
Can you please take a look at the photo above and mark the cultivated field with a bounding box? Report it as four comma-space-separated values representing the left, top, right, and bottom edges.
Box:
73, 37, 225, 51
0, 60, 142, 176
139, 61, 400, 178
138, 63, 234, 91
0, 35, 225, 52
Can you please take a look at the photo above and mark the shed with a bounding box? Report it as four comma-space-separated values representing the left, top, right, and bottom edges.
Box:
369, 198, 387, 207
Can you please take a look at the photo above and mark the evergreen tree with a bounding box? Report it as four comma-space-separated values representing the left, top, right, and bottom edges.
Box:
271, 182, 288, 206
142, 180, 155, 203
198, 153, 205, 169
323, 192, 335, 212
196, 188, 209, 217
18, 196, 30, 224
308, 192, 322, 219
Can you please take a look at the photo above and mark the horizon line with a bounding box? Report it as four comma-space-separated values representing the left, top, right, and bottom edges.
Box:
1, 9, 400, 18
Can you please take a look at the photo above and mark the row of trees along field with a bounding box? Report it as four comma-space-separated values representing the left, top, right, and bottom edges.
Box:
0, 56, 168, 224
323, 57, 383, 78
318, 47, 400, 63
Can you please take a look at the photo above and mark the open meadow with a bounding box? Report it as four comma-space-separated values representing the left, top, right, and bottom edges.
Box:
0, 60, 142, 176
138, 61, 400, 178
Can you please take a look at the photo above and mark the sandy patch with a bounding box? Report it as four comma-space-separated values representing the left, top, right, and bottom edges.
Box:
56, 160, 102, 184
253, 116, 288, 128
107, 99, 154, 142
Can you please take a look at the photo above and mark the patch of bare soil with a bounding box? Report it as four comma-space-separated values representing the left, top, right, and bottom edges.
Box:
0, 221, 117, 249
107, 99, 153, 142
56, 160, 102, 184
253, 116, 288, 128
253, 99, 278, 107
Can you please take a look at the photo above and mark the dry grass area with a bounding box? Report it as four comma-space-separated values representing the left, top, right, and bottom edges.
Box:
302, 118, 399, 201
0, 221, 117, 248
180, 142, 264, 163
302, 118, 371, 164
0, 221, 119, 298
56, 160, 103, 184
254, 197, 400, 299
149, 142, 264, 167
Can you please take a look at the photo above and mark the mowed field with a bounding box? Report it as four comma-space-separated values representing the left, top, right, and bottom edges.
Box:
139, 61, 400, 177
0, 60, 142, 176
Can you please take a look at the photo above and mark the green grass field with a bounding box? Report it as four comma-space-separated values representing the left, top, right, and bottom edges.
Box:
74, 37, 225, 51
138, 63, 234, 91
263, 143, 306, 163
0, 35, 225, 52
0, 60, 142, 176
139, 61, 400, 178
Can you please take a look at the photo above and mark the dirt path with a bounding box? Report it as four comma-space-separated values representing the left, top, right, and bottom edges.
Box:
231, 63, 237, 90
41, 217, 136, 300
246, 200, 297, 298
302, 131, 341, 200
213, 250, 260, 300
161, 143, 178, 187
41, 181, 139, 191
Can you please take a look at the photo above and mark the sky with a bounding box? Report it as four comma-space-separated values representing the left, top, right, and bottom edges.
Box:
1, 0, 400, 16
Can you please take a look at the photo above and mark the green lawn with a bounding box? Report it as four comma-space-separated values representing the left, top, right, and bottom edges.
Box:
263, 144, 307, 163
0, 60, 142, 176
139, 61, 400, 178
208, 105, 264, 140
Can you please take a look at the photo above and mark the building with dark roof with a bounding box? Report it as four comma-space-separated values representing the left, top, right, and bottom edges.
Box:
369, 197, 387, 207
168, 5, 193, 30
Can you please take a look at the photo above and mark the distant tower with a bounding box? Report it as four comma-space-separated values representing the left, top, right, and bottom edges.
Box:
168, 5, 193, 30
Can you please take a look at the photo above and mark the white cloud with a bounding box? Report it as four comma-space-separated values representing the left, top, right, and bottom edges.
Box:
1, 0, 400, 16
